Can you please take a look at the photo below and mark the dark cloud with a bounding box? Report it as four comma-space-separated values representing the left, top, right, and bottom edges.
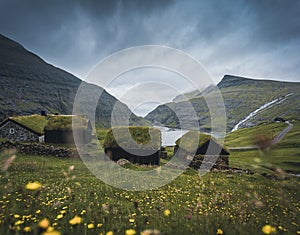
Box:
247, 0, 300, 43
0, 0, 299, 114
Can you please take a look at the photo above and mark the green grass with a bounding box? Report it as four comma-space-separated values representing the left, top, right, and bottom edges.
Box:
225, 122, 288, 147
44, 115, 89, 131
0, 153, 299, 235
0, 121, 299, 234
229, 121, 300, 174
96, 128, 108, 147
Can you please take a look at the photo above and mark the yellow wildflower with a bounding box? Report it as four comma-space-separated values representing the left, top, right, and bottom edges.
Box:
36, 210, 41, 214
25, 181, 42, 190
129, 218, 135, 223
97, 223, 103, 228
163, 209, 171, 217
14, 214, 20, 218
42, 231, 61, 235
39, 218, 50, 229
15, 220, 24, 225
47, 226, 55, 232
217, 228, 223, 234
24, 226, 31, 232
69, 215, 82, 225
262, 225, 276, 234
87, 223, 95, 229
56, 214, 63, 219
125, 229, 136, 235
106, 231, 114, 235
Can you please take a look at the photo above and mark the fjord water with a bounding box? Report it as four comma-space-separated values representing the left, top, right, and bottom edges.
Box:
154, 126, 188, 146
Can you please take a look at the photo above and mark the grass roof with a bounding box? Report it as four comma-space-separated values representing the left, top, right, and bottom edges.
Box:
10, 115, 48, 134
104, 126, 161, 150
44, 115, 89, 131
175, 130, 217, 152
5, 114, 90, 134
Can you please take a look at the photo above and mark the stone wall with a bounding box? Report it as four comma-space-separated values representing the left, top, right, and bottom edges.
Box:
188, 154, 229, 170
0, 142, 79, 158
0, 120, 41, 142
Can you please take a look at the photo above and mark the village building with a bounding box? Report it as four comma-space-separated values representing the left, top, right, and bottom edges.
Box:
44, 115, 92, 144
0, 114, 92, 144
174, 131, 230, 170
0, 115, 47, 142
103, 126, 161, 165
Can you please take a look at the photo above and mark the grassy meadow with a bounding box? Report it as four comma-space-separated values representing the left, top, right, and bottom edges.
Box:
226, 121, 300, 174
0, 121, 299, 235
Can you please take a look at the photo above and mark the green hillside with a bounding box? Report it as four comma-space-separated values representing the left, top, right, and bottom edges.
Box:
225, 122, 288, 147
145, 75, 300, 132
0, 34, 146, 128
228, 121, 300, 174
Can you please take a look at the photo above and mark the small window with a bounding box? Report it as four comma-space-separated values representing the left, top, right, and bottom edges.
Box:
9, 128, 15, 134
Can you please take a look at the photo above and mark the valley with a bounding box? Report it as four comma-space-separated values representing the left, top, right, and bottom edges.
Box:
0, 33, 299, 235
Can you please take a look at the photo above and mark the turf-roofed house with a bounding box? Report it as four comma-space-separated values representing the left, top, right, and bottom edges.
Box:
44, 115, 92, 144
174, 131, 230, 170
104, 126, 162, 165
0, 113, 92, 144
0, 114, 47, 142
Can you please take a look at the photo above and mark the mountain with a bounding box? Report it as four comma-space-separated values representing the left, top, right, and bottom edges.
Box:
145, 75, 300, 132
0, 34, 145, 127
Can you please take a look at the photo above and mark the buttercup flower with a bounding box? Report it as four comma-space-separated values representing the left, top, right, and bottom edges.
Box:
125, 229, 136, 235
25, 182, 42, 190
87, 223, 95, 229
163, 209, 171, 217
69, 215, 82, 225
42, 231, 61, 235
39, 218, 50, 229
24, 226, 31, 232
262, 225, 276, 234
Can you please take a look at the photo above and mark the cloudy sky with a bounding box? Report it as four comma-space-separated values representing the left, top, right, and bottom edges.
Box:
1, 0, 300, 116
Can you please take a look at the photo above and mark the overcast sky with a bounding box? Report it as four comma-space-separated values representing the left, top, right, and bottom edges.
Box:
1, 0, 300, 116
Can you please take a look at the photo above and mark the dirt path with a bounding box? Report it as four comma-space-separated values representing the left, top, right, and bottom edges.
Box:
228, 121, 293, 150
270, 121, 293, 144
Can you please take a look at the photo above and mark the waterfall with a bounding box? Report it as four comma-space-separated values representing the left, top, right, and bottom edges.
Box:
231, 93, 293, 132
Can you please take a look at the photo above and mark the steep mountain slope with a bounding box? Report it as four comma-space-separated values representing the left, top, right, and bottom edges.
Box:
145, 75, 300, 132
0, 34, 144, 127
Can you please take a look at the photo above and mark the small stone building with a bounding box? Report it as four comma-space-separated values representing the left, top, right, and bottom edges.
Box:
0, 115, 47, 142
104, 126, 161, 165
174, 131, 230, 170
0, 114, 92, 144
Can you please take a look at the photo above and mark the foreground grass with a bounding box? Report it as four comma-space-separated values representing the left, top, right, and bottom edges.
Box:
0, 154, 299, 235
229, 121, 300, 174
